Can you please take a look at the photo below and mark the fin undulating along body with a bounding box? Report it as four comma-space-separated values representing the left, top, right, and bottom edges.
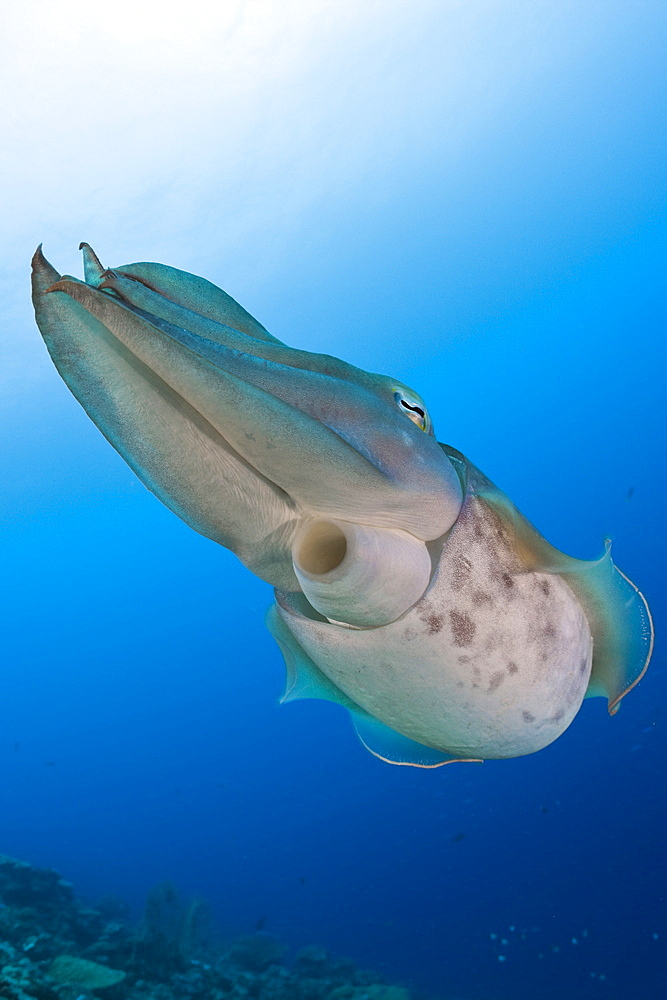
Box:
31, 245, 653, 767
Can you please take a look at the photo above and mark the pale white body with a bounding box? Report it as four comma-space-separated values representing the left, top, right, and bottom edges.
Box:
278, 493, 593, 758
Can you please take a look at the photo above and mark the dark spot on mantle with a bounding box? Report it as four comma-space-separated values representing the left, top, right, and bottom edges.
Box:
522, 710, 535, 723
501, 572, 514, 589
539, 579, 551, 596
449, 610, 476, 647
507, 661, 519, 675
425, 613, 445, 634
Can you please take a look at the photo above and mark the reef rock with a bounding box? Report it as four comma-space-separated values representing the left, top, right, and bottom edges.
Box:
0, 854, 419, 1000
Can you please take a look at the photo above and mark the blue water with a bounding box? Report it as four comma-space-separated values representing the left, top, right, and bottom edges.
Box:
2, 6, 666, 999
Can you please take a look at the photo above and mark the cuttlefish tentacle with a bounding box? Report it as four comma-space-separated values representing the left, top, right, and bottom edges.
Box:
31, 244, 653, 766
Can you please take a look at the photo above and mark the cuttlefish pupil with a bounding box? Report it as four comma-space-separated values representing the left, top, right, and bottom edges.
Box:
31, 244, 653, 768
394, 390, 430, 432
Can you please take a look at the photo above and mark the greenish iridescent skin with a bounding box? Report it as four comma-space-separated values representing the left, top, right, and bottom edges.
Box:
31, 245, 653, 768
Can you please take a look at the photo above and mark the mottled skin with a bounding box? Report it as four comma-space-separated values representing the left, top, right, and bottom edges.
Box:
277, 477, 593, 759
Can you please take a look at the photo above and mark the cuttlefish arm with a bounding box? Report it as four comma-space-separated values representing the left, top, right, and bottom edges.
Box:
32, 245, 463, 589
80, 242, 282, 344
32, 249, 300, 587
32, 245, 653, 767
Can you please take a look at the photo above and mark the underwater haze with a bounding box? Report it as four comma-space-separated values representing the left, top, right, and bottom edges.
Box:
1, 3, 666, 999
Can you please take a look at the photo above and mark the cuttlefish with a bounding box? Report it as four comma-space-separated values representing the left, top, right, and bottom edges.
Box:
31, 245, 654, 767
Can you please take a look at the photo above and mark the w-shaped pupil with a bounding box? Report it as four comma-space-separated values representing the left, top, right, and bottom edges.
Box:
400, 400, 425, 418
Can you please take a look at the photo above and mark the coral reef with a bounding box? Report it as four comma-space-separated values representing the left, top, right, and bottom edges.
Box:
0, 855, 412, 1000
48, 956, 125, 990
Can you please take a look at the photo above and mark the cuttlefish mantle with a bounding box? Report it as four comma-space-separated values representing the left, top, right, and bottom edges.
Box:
31, 244, 654, 768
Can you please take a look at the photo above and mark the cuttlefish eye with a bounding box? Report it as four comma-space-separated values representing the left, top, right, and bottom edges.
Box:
393, 389, 430, 433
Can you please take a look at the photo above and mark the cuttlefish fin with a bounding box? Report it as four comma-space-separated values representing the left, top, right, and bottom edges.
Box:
267, 604, 482, 767
440, 444, 654, 715
350, 712, 484, 768
266, 605, 359, 708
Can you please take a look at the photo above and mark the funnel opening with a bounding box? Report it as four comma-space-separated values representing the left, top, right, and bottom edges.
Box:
294, 521, 347, 576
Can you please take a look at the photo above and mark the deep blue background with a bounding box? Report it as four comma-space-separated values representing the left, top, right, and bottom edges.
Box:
2, 5, 666, 999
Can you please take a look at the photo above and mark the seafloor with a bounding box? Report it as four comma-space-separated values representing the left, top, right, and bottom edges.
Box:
0, 854, 416, 1000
